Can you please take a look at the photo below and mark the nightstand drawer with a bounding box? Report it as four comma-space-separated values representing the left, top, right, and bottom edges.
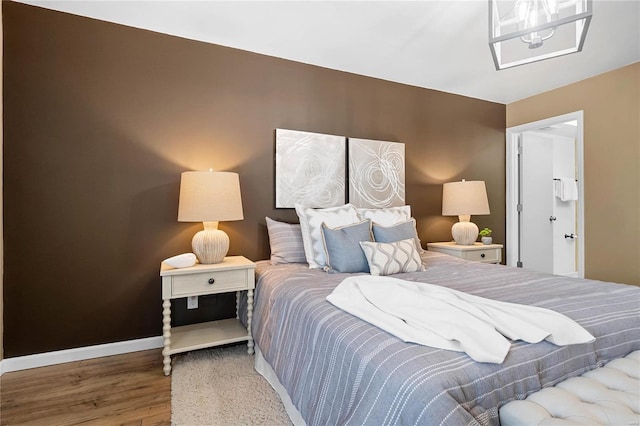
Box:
427, 242, 503, 264
171, 269, 248, 296
463, 249, 500, 263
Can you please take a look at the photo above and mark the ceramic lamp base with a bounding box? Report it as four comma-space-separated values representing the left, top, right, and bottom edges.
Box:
451, 216, 479, 245
192, 222, 229, 264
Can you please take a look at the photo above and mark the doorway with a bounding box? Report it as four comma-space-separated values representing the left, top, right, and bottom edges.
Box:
506, 111, 585, 278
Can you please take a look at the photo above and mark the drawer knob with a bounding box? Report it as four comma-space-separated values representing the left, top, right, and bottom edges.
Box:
208, 278, 215, 285
481, 253, 486, 258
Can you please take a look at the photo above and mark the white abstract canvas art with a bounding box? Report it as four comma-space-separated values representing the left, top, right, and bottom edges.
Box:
275, 129, 346, 208
349, 138, 405, 208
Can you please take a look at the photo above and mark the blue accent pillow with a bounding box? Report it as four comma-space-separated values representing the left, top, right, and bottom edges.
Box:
321, 219, 372, 273
372, 219, 422, 252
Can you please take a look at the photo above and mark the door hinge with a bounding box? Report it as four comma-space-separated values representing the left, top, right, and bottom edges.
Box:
517, 261, 523, 268
517, 204, 523, 212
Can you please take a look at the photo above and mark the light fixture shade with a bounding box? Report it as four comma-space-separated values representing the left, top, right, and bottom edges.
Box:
178, 171, 244, 222
442, 180, 490, 216
489, 0, 592, 70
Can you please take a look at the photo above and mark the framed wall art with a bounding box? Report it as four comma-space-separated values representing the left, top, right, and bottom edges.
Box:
275, 129, 346, 208
348, 138, 405, 208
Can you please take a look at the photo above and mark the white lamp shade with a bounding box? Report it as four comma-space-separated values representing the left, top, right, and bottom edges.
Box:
442, 180, 490, 216
177, 170, 244, 264
442, 180, 490, 245
178, 171, 244, 222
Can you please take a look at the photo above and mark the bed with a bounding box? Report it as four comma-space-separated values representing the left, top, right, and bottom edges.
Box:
248, 248, 640, 425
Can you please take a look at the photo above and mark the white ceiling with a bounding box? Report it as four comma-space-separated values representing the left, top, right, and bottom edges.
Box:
17, 0, 640, 104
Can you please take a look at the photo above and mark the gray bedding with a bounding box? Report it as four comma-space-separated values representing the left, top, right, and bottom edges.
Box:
251, 251, 640, 425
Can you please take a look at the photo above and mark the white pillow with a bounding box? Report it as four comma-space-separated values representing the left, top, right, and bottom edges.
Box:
359, 238, 424, 276
295, 203, 360, 269
356, 206, 411, 226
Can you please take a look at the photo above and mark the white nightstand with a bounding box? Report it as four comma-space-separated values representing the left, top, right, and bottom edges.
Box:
160, 255, 256, 375
427, 242, 503, 264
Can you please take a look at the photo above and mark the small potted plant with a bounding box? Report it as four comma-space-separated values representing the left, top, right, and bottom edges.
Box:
479, 227, 492, 245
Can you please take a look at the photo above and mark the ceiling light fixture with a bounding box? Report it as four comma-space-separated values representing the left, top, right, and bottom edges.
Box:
489, 0, 592, 70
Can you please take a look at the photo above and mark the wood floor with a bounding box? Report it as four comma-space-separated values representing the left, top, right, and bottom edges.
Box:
0, 349, 171, 425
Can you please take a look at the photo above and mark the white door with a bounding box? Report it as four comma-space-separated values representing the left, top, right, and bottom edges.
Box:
551, 136, 578, 276
520, 133, 554, 273
520, 132, 578, 275
506, 111, 584, 278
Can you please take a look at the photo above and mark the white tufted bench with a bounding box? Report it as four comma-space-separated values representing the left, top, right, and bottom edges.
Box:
500, 351, 640, 425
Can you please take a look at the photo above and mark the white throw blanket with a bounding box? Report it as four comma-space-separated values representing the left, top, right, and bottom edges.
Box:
326, 276, 595, 364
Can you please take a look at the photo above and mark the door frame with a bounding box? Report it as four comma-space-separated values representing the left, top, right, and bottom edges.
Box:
506, 110, 585, 278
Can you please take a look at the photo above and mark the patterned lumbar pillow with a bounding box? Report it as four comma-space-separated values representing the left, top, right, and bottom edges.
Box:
295, 203, 360, 269
359, 238, 424, 276
321, 219, 372, 273
265, 217, 307, 265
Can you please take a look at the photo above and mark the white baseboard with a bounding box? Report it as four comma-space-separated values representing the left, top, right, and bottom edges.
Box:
0, 336, 163, 375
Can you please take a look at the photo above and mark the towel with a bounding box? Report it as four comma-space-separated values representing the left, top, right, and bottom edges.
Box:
554, 178, 578, 201
327, 275, 595, 364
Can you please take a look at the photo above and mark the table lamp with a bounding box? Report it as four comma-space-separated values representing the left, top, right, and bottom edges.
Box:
442, 180, 490, 245
178, 170, 244, 264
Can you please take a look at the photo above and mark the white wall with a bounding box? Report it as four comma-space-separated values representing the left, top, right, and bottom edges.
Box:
1, 2, 5, 362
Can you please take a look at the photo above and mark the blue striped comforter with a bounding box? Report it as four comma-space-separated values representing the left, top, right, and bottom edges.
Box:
251, 252, 640, 425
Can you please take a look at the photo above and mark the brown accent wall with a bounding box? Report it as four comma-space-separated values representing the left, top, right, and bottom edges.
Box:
507, 63, 640, 286
3, 2, 505, 357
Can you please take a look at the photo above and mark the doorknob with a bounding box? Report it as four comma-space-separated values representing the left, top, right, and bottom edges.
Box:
564, 233, 579, 239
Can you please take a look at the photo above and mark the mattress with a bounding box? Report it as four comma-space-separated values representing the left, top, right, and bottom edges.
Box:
250, 251, 640, 425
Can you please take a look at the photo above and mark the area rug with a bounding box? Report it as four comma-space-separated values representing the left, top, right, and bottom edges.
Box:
171, 344, 292, 425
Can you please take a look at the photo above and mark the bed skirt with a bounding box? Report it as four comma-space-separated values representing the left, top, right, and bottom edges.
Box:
254, 344, 306, 426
